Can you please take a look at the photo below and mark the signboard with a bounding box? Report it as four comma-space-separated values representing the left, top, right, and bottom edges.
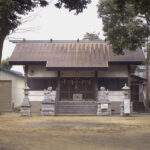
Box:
124, 99, 130, 114
73, 94, 83, 101
101, 104, 108, 109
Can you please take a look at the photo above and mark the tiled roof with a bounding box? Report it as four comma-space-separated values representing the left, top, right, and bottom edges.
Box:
9, 40, 145, 69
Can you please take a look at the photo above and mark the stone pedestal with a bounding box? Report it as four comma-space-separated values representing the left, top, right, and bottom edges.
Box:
41, 102, 55, 116
97, 87, 111, 116
20, 89, 31, 117
41, 87, 55, 116
97, 102, 111, 116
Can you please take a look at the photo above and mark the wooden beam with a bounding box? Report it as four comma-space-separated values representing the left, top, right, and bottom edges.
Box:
24, 65, 28, 88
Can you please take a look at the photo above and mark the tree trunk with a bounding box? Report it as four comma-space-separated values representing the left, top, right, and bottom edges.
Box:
146, 63, 149, 110
0, 36, 6, 63
146, 42, 150, 111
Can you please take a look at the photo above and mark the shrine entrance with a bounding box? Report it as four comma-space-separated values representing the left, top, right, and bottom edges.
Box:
60, 78, 95, 101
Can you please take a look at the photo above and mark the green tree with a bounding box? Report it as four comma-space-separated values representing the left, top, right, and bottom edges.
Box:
98, 0, 150, 55
55, 0, 91, 15
0, 0, 48, 63
82, 32, 101, 41
0, 0, 91, 62
0, 57, 12, 70
97, 0, 150, 109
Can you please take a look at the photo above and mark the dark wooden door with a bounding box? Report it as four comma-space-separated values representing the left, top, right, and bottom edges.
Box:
60, 78, 94, 101
131, 85, 139, 102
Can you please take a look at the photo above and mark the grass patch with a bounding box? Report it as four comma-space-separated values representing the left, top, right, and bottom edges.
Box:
13, 106, 21, 112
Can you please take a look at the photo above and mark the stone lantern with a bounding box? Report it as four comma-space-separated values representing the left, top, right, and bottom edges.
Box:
20, 87, 31, 117
120, 84, 132, 116
122, 84, 130, 99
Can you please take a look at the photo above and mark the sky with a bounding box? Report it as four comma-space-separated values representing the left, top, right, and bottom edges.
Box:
2, 0, 103, 73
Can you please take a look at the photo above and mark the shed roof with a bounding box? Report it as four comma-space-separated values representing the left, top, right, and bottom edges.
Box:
9, 40, 145, 70
0, 67, 24, 78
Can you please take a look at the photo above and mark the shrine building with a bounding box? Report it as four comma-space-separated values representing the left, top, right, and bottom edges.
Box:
9, 40, 146, 115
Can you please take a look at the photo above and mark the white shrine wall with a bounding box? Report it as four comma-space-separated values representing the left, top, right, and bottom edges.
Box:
98, 65, 128, 78
98, 91, 124, 102
28, 90, 56, 102
27, 65, 128, 78
28, 65, 57, 78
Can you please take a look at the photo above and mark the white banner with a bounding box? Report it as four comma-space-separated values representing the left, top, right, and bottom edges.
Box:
124, 99, 130, 114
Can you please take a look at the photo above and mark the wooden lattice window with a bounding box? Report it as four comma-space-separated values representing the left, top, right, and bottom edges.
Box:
60, 78, 95, 101
98, 78, 128, 91
28, 78, 57, 90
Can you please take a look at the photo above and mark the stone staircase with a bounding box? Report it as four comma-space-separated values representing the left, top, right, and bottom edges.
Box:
55, 101, 97, 115
133, 102, 146, 112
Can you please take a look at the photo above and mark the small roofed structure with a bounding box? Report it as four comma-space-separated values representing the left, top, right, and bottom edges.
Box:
0, 67, 24, 111
9, 40, 145, 115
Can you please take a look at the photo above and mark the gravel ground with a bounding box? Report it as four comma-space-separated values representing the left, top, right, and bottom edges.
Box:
21, 121, 106, 127
0, 112, 150, 150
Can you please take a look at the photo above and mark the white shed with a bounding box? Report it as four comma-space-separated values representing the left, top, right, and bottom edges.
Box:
0, 68, 24, 111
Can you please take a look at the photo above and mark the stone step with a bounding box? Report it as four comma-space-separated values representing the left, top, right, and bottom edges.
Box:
55, 102, 97, 115
56, 110, 97, 113
56, 112, 97, 115
56, 108, 97, 110
56, 111, 97, 114
56, 108, 96, 111
56, 104, 97, 107
56, 108, 97, 111
56, 103, 96, 105
133, 102, 145, 111
56, 114, 96, 116
38, 99, 98, 115
56, 104, 96, 106
56, 107, 96, 109
56, 102, 96, 105
57, 102, 96, 105
56, 106, 97, 108
57, 108, 97, 110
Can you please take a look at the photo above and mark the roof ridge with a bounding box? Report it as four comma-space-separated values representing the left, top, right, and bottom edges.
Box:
10, 39, 106, 43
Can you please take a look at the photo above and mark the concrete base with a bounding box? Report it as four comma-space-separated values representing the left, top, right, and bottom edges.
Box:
41, 102, 55, 116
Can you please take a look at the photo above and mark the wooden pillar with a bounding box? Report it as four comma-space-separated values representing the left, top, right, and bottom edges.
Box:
128, 66, 131, 100
57, 71, 60, 102
24, 65, 28, 88
94, 71, 98, 101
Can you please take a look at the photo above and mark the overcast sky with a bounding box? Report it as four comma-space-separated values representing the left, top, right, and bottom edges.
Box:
2, 0, 103, 73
